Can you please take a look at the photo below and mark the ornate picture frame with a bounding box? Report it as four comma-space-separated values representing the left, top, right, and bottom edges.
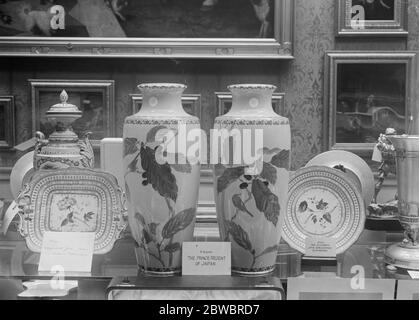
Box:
324, 52, 416, 159
130, 93, 201, 119
29, 79, 115, 147
336, 0, 408, 36
0, 95, 15, 149
0, 0, 294, 59
215, 91, 285, 116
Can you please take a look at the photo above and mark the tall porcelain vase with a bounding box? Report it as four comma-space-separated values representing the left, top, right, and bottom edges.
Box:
213, 84, 291, 276
123, 83, 201, 275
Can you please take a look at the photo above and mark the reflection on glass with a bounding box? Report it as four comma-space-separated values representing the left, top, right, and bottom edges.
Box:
351, 0, 395, 21
336, 63, 406, 144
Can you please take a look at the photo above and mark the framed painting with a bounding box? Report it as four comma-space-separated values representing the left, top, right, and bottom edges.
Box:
215, 91, 285, 116
0, 96, 15, 149
29, 79, 115, 147
130, 93, 201, 119
0, 0, 294, 58
337, 0, 408, 36
324, 52, 416, 159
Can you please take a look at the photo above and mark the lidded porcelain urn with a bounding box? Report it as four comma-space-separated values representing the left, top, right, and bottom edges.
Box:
385, 135, 419, 269
123, 83, 201, 275
34, 90, 94, 170
213, 84, 291, 276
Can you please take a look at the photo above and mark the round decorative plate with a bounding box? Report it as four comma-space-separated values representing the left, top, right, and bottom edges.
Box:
10, 151, 35, 200
16, 168, 128, 254
305, 150, 374, 205
282, 166, 366, 255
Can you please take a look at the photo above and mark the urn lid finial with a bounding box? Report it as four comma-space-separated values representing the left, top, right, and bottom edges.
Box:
60, 90, 68, 104
46, 90, 82, 120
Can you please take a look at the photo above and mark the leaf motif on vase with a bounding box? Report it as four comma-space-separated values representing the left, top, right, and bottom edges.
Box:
142, 229, 154, 244
149, 222, 159, 235
140, 143, 178, 202
232, 194, 254, 217
134, 212, 147, 227
217, 166, 246, 193
261, 162, 277, 185
270, 150, 290, 169
259, 245, 279, 257
124, 138, 139, 157
161, 208, 196, 239
164, 242, 181, 253
125, 182, 131, 202
251, 179, 280, 227
224, 220, 252, 252
126, 153, 140, 174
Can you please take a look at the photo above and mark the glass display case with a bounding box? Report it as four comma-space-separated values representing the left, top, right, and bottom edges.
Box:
1, 0, 419, 303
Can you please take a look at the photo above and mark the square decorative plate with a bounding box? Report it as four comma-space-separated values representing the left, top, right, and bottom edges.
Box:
282, 166, 366, 255
17, 168, 127, 254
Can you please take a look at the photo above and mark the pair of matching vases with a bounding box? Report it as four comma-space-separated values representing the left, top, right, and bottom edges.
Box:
123, 83, 291, 276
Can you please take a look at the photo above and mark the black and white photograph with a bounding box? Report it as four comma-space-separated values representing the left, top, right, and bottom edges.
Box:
2, 0, 419, 307
0, 0, 294, 58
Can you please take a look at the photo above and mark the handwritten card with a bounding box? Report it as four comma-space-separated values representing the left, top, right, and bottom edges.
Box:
182, 242, 231, 276
38, 232, 95, 273
305, 237, 337, 258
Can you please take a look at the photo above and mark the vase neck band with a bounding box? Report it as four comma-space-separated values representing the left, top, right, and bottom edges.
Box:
140, 90, 184, 113
230, 90, 274, 113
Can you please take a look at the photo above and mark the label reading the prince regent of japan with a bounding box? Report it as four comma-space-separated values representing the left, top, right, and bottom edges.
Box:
305, 237, 337, 258
182, 242, 231, 276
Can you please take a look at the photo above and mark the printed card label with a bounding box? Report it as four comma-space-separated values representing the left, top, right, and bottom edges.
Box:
182, 242, 231, 276
305, 237, 337, 257
39, 232, 95, 273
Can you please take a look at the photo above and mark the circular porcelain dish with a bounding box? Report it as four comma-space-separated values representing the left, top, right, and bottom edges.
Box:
306, 150, 374, 206
282, 166, 366, 255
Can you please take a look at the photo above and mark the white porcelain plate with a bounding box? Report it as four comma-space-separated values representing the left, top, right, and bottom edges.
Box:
305, 150, 374, 205
282, 166, 366, 255
17, 168, 128, 254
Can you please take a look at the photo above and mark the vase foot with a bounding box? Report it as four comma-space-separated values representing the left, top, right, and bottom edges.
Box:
232, 266, 275, 277
139, 265, 181, 276
385, 243, 419, 270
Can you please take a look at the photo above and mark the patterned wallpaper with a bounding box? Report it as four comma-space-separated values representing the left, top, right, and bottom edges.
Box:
0, 0, 418, 173
281, 0, 335, 167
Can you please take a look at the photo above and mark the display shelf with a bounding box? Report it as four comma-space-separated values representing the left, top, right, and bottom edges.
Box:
0, 237, 418, 299
107, 275, 284, 300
